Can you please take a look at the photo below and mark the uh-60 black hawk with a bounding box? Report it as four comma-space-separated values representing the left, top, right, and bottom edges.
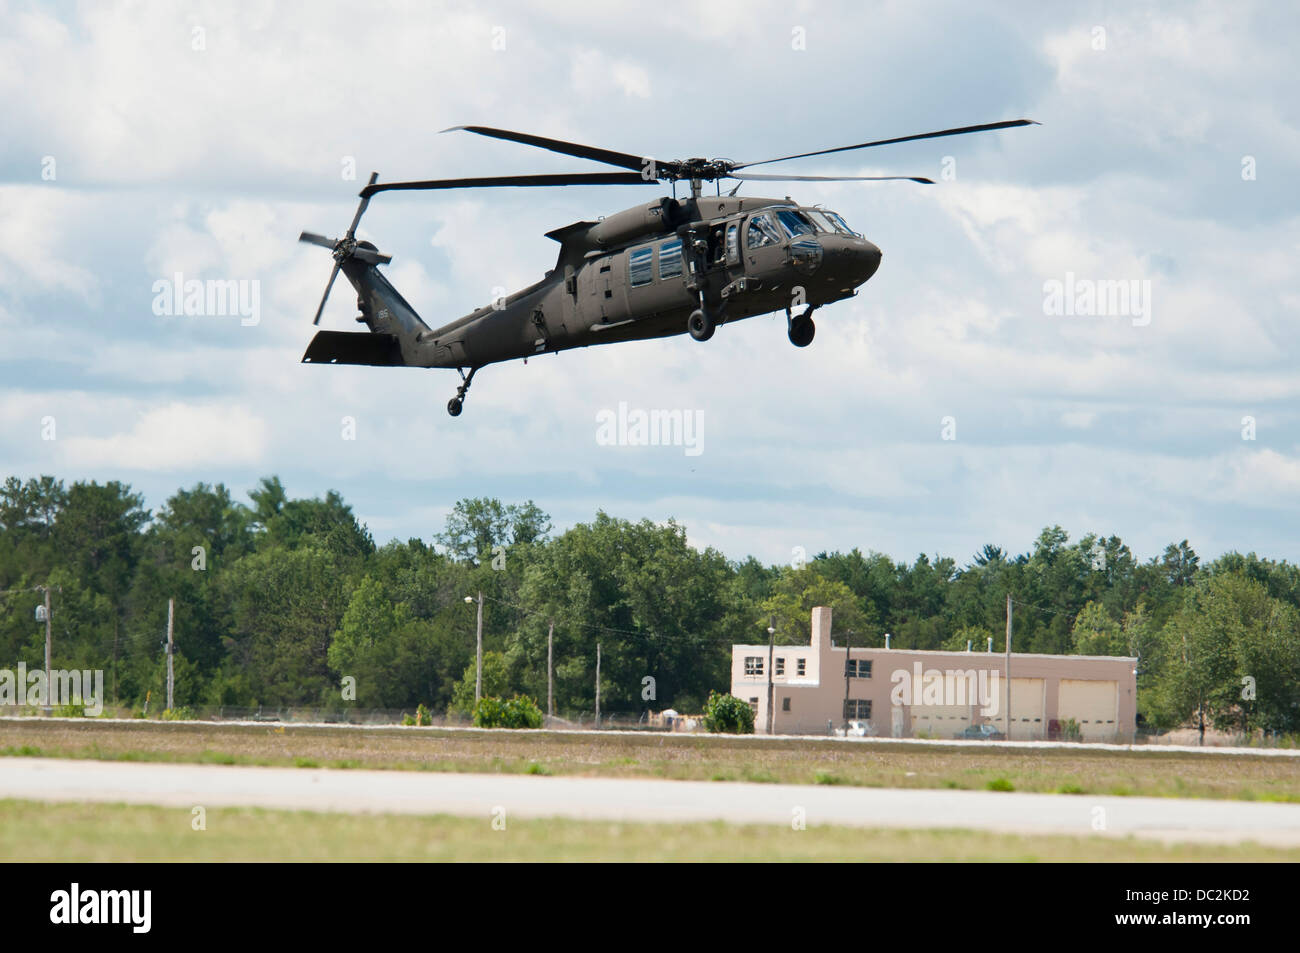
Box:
299, 119, 1036, 416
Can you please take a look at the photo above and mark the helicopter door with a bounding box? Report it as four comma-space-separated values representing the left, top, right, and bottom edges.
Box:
742, 211, 786, 282
576, 254, 617, 327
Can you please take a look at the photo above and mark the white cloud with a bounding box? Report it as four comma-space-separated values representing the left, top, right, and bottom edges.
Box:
60, 402, 270, 471
1, 1, 1299, 566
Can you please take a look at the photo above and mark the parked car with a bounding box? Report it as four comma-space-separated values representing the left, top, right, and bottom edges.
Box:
957, 724, 1005, 741
834, 720, 877, 737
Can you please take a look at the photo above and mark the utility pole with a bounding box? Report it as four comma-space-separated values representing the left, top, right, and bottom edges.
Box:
595, 642, 601, 729
42, 585, 52, 715
766, 615, 775, 735
1005, 594, 1013, 738
474, 591, 483, 705
546, 621, 554, 719
843, 629, 853, 734
112, 618, 119, 705
166, 597, 175, 712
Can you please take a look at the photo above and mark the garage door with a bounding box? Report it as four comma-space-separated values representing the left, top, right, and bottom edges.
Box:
909, 704, 972, 739
1005, 678, 1045, 740
1059, 679, 1118, 741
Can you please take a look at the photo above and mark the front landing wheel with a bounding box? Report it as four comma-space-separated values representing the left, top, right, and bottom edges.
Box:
788, 315, 815, 347
447, 398, 463, 417
688, 309, 715, 342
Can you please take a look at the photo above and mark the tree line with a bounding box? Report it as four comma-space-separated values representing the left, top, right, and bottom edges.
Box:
1, 475, 1297, 733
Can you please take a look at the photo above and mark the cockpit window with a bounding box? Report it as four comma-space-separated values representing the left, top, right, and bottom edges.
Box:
774, 209, 817, 239
746, 212, 781, 249
805, 209, 851, 235
825, 211, 859, 237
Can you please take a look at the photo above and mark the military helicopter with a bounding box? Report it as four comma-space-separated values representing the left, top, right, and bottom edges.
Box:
299, 120, 1036, 415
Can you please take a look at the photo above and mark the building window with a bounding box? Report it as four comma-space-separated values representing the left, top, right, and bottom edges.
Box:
782, 697, 791, 712
748, 697, 759, 717
775, 657, 785, 676
796, 658, 806, 676
628, 246, 653, 287
659, 239, 683, 279
844, 699, 872, 720
744, 656, 764, 677
845, 659, 872, 678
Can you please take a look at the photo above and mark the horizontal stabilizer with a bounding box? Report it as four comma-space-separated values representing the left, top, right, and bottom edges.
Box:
301, 330, 405, 366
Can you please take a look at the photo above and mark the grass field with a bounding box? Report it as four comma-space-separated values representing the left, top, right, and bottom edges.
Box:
3, 798, 1297, 862
2, 718, 1298, 802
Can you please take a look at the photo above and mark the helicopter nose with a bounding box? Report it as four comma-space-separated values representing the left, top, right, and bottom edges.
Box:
857, 240, 882, 282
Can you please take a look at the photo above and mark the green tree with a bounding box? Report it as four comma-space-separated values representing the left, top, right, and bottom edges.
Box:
1071, 601, 1124, 656
221, 545, 351, 705
436, 498, 552, 564
448, 650, 510, 715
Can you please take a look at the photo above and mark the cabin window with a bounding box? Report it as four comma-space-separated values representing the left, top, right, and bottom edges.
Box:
746, 213, 780, 249
629, 246, 653, 287
725, 224, 739, 264
658, 239, 683, 279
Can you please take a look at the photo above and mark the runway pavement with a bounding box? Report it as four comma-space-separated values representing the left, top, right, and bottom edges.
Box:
3, 757, 1300, 845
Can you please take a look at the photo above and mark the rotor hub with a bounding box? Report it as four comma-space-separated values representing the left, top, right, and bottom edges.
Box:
672, 158, 735, 182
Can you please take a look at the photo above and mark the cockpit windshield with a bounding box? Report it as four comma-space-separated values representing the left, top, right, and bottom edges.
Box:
824, 210, 859, 237
774, 209, 818, 239
805, 209, 851, 236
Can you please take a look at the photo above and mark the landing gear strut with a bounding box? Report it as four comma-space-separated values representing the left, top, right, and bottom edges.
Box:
447, 366, 478, 417
787, 306, 816, 348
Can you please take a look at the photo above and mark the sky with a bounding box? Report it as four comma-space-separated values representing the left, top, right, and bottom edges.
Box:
1, 0, 1297, 568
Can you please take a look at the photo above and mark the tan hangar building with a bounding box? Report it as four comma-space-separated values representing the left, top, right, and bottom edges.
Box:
730, 606, 1137, 741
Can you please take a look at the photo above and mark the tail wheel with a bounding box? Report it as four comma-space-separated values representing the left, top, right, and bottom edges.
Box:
788, 315, 815, 347
447, 398, 463, 417
688, 308, 715, 342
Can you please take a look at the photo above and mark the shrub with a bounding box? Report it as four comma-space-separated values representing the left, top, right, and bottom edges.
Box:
161, 706, 196, 721
1061, 718, 1082, 742
702, 691, 754, 734
402, 703, 434, 727
473, 694, 543, 729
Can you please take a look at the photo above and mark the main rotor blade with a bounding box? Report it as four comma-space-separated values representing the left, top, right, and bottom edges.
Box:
732, 172, 935, 185
442, 125, 672, 177
299, 231, 336, 249
313, 261, 341, 326
735, 119, 1039, 170
361, 172, 657, 198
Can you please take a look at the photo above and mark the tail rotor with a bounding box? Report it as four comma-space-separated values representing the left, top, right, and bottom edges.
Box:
299, 172, 392, 326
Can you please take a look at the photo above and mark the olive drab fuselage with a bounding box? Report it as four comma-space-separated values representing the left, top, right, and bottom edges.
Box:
309, 193, 882, 375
